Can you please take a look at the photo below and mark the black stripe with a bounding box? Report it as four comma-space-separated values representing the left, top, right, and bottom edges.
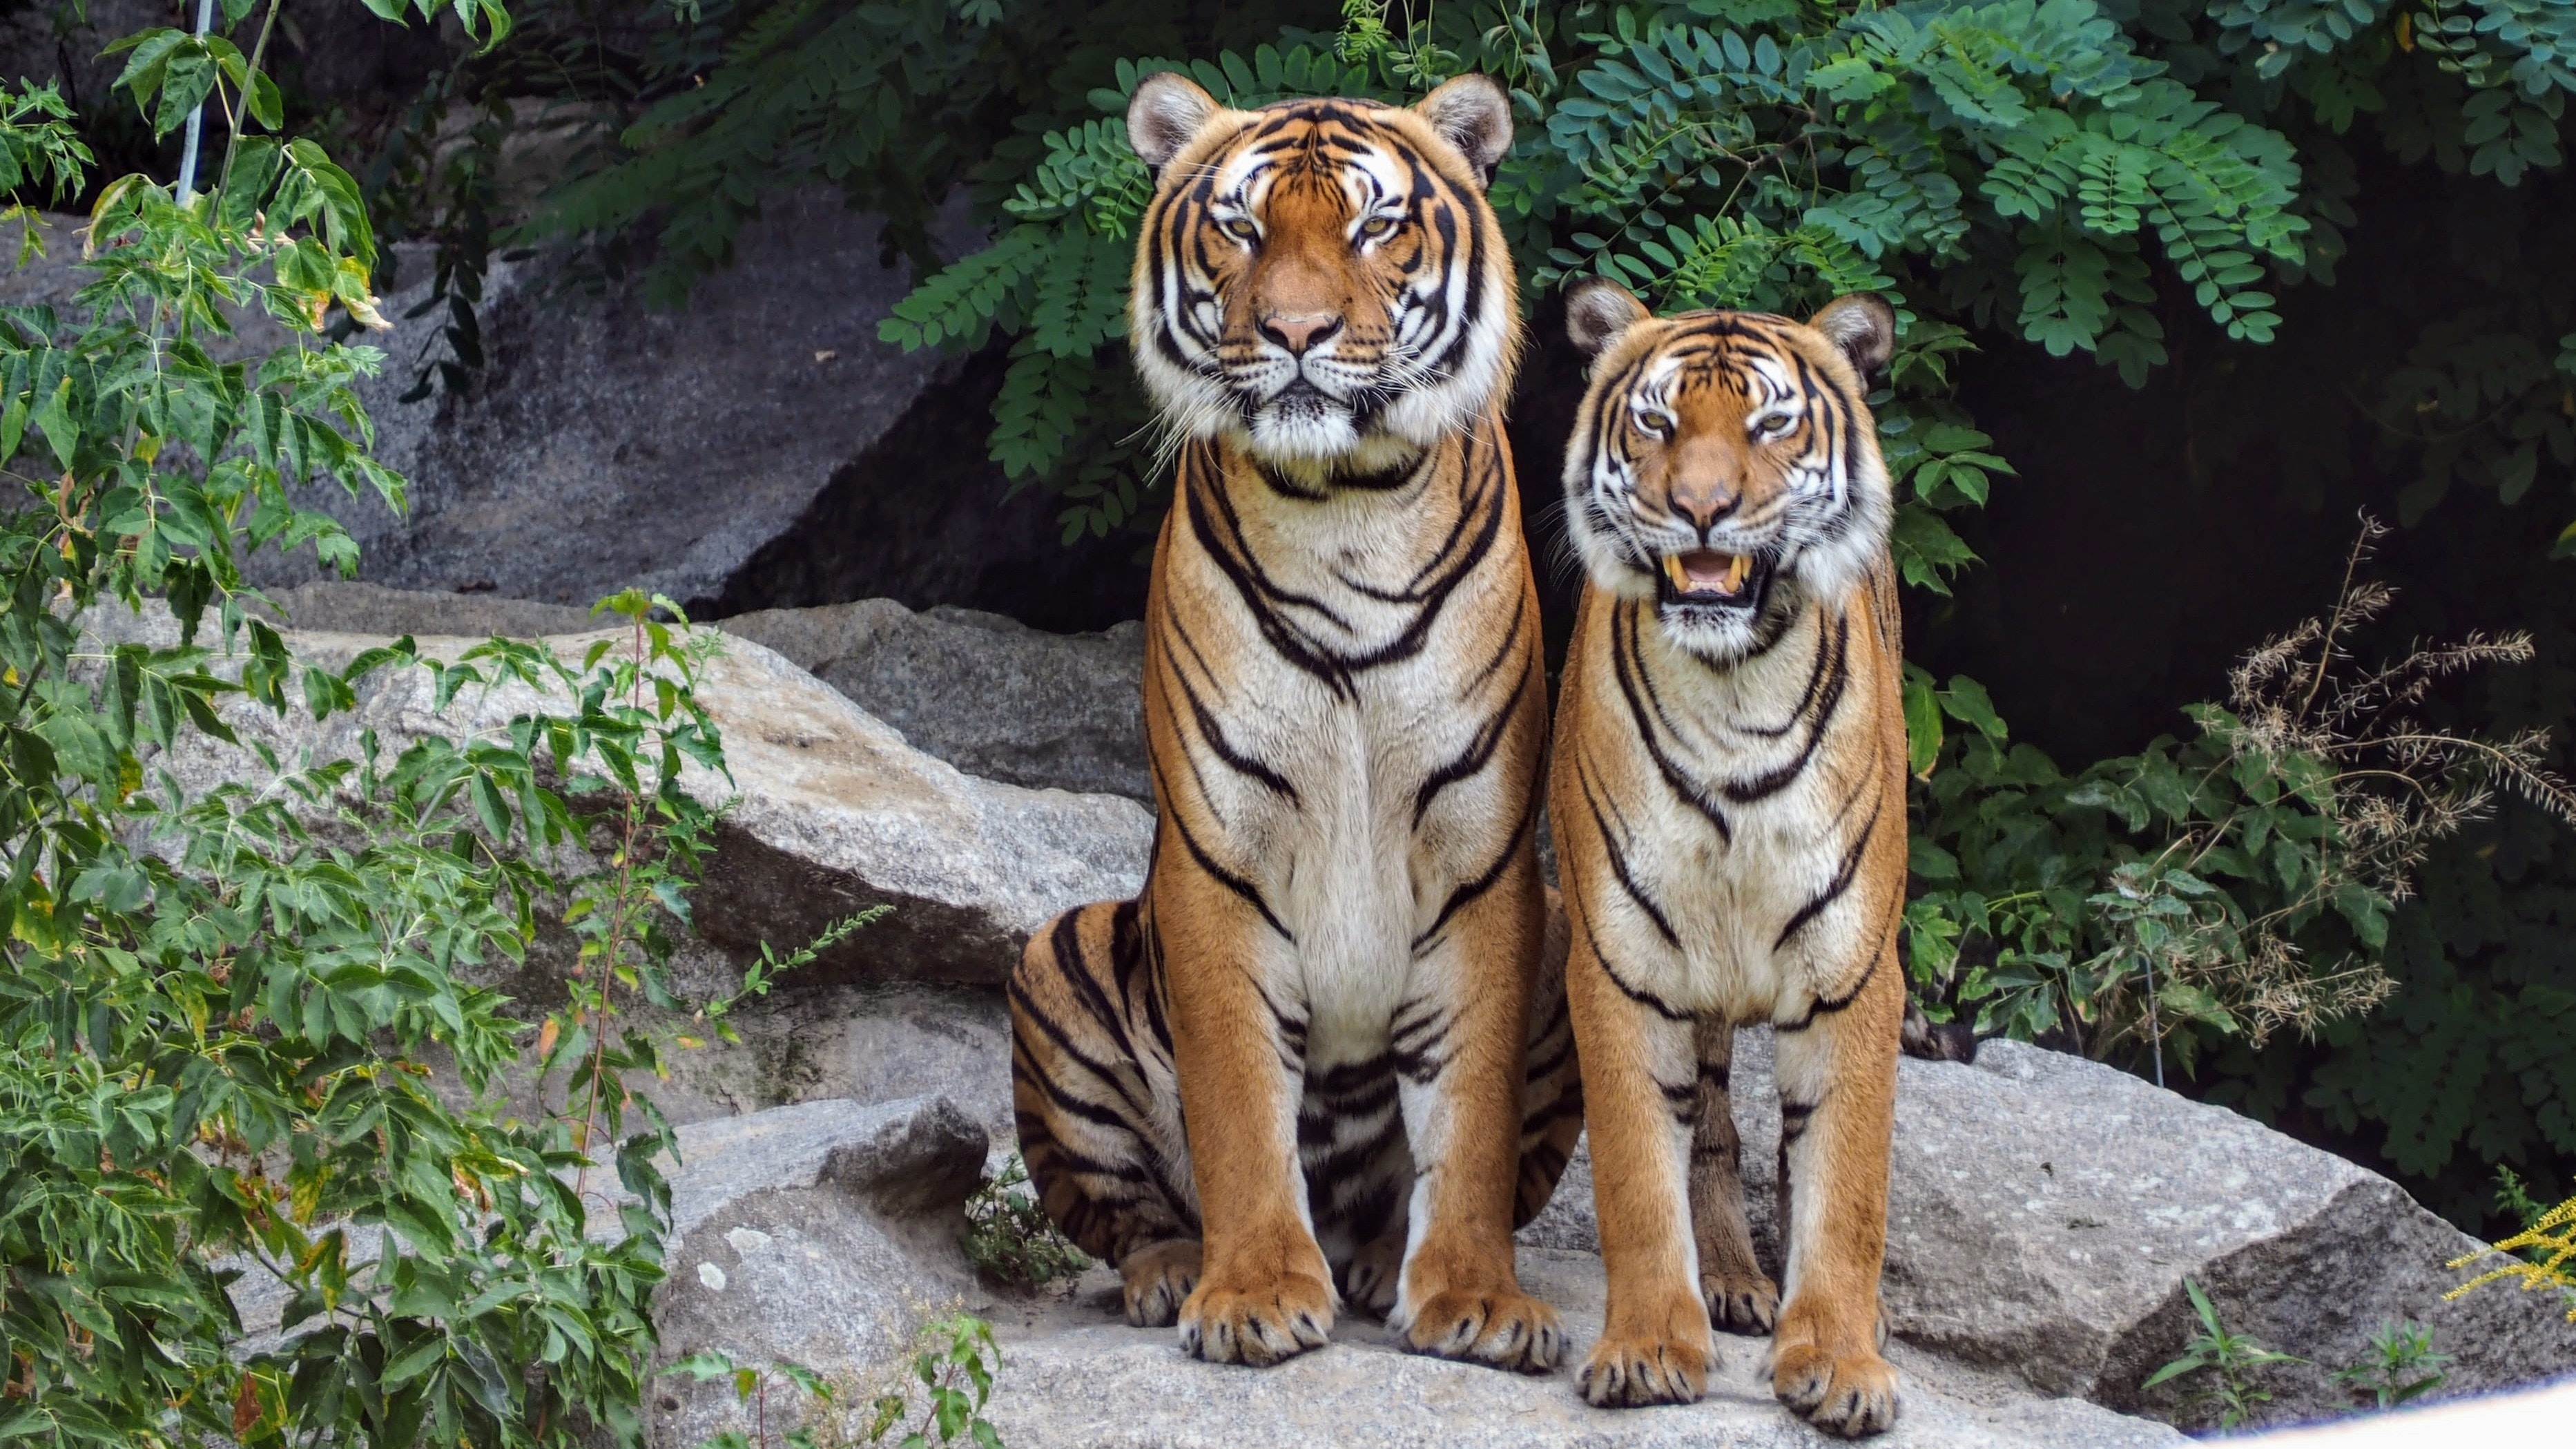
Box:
1722, 610, 1848, 803
1411, 779, 1536, 952
1772, 788, 1882, 951
1411, 651, 1531, 827
1577, 901, 1692, 1022
1579, 760, 1681, 948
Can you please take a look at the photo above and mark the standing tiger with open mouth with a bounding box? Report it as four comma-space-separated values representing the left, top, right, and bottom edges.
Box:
1006, 71, 1581, 1372
1549, 278, 1910, 1437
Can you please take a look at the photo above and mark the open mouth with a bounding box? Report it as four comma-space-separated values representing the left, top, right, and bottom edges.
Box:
1657, 549, 1770, 608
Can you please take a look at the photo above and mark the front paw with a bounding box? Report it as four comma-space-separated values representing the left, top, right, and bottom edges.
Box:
1773, 1340, 1899, 1438
1176, 1269, 1335, 1366
1700, 1268, 1779, 1335
1577, 1328, 1710, 1407
1342, 1233, 1404, 1319
1395, 1285, 1565, 1372
1118, 1238, 1202, 1327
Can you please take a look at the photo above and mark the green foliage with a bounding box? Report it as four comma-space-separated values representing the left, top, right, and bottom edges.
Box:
963, 1155, 1090, 1291
670, 1351, 839, 1449
868, 1314, 1006, 1449
860, 0, 2320, 530
2141, 1278, 2308, 1429
0, 4, 878, 1441
2330, 1318, 2450, 1410
1904, 523, 2575, 1075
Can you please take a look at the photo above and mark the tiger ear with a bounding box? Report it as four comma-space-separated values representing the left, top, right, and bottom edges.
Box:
1565, 278, 1650, 358
1809, 294, 1897, 380
1128, 72, 1221, 172
1413, 74, 1513, 183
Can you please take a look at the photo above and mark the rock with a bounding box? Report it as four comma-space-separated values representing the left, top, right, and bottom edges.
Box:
1517, 1032, 2576, 1432
260, 580, 601, 640
982, 1251, 2183, 1449
84, 602, 1151, 988
650, 980, 1016, 1147
621, 1096, 992, 1449
257, 582, 1152, 800
721, 600, 1147, 800
229, 188, 977, 610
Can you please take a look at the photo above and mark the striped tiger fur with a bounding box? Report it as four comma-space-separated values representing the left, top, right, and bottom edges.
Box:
1007, 72, 1581, 1373
1548, 280, 1912, 1435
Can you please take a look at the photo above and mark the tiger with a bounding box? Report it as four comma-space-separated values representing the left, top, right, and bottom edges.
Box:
1005, 70, 1582, 1373
1546, 279, 1913, 1437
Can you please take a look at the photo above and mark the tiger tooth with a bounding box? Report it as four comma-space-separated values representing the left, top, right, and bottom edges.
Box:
1723, 553, 1749, 593
1663, 555, 1694, 594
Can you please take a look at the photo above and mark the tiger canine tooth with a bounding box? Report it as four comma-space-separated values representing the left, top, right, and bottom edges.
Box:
1663, 555, 1695, 593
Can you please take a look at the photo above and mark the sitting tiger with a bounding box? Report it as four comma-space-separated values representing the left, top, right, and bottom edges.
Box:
1007, 72, 1582, 1372
1547, 280, 1915, 1436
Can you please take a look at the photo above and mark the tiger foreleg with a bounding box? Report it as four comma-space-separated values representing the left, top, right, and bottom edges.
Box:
1689, 1016, 1778, 1334
1564, 899, 1713, 1408
1386, 865, 1565, 1372
1770, 943, 1904, 1438
1159, 878, 1336, 1367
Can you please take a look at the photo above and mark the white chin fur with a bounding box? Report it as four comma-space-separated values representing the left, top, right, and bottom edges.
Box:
1247, 404, 1359, 461
1658, 602, 1775, 664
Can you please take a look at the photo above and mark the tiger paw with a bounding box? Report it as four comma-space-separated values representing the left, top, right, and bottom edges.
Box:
1576, 1328, 1711, 1407
1118, 1238, 1202, 1328
1176, 1269, 1334, 1366
1395, 1285, 1565, 1372
1342, 1233, 1404, 1319
1772, 1339, 1899, 1438
1700, 1268, 1779, 1335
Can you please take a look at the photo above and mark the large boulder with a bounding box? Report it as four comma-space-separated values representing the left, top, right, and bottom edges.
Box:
714, 600, 1147, 800
1520, 1033, 2576, 1430
84, 602, 1150, 988
240, 189, 976, 609
608, 1095, 994, 1449
262, 582, 1152, 800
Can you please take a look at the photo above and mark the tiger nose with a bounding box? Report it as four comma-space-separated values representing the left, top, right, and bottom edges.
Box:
1676, 486, 1740, 535
1261, 311, 1343, 356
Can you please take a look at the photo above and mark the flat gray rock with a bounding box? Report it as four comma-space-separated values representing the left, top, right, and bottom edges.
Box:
724, 599, 1148, 800
1522, 1032, 2576, 1430
257, 583, 1152, 801
85, 602, 1150, 986
982, 1251, 2182, 1449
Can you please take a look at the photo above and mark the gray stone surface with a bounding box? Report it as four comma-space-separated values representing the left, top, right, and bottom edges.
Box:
84, 602, 1151, 987
247, 188, 974, 608
0, 189, 976, 611
256, 583, 1152, 800
982, 1251, 2183, 1449
621, 1097, 992, 1449
724, 600, 1149, 800
1519, 1033, 2576, 1431
650, 981, 1015, 1145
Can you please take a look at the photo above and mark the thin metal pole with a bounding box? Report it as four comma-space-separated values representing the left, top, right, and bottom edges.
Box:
174, 0, 216, 203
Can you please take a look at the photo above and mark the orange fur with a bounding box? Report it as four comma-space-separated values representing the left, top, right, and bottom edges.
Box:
1008, 74, 1580, 1371
1551, 284, 1908, 1436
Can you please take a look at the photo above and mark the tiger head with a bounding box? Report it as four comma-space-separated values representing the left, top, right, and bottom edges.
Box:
1560, 281, 1897, 664
1125, 72, 1520, 482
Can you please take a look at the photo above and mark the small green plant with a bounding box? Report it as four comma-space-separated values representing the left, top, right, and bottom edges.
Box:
2141, 1278, 2307, 1430
672, 1352, 837, 1449
2448, 1189, 2576, 1324
676, 1314, 1005, 1449
963, 1155, 1088, 1291
866, 1313, 1005, 1449
2331, 1320, 2450, 1412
